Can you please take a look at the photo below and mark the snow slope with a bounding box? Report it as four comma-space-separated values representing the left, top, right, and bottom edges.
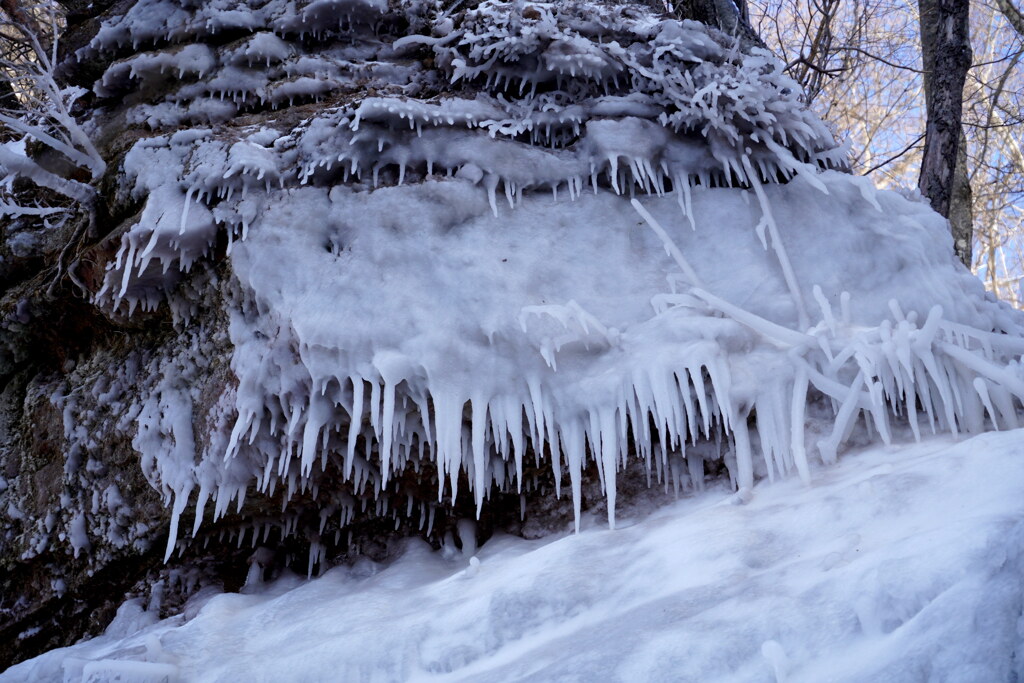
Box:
7, 429, 1023, 682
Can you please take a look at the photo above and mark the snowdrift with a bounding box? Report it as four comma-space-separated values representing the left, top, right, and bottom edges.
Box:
6, 430, 1024, 681
66, 0, 1024, 561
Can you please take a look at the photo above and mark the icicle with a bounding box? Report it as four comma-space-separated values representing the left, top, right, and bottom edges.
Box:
504, 179, 514, 209
192, 483, 210, 537
379, 379, 398, 486
345, 378, 363, 479
973, 378, 1000, 430
561, 419, 584, 532
118, 237, 138, 299
687, 449, 704, 491
918, 346, 960, 435
818, 370, 866, 465
731, 408, 754, 491
741, 155, 810, 331
485, 173, 499, 217
470, 396, 489, 515
790, 365, 811, 484
598, 408, 618, 528
301, 393, 329, 476
630, 199, 701, 288
164, 484, 193, 563
677, 176, 696, 230
434, 390, 464, 502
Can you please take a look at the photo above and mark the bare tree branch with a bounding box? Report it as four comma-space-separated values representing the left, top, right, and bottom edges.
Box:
860, 133, 925, 175
995, 0, 1024, 37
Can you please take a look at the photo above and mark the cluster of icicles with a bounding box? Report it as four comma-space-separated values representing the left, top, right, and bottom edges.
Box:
98, 111, 841, 316
92, 0, 853, 311
81, 0, 387, 57
106, 125, 1024, 570
84, 0, 845, 167
156, 173, 1024, 568
81, 0, 1024, 567
164, 281, 1024, 568
81, 0, 405, 130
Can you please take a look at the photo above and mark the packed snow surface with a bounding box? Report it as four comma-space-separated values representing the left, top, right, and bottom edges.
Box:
6, 429, 1024, 682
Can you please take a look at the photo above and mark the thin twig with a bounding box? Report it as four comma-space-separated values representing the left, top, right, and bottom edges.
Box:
860, 133, 926, 176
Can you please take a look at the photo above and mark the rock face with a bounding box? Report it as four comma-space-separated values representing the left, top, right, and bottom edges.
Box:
2, 0, 1022, 670
0, 1, 707, 663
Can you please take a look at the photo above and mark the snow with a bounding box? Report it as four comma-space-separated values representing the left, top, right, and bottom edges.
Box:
94, 45, 217, 98
6, 429, 1024, 681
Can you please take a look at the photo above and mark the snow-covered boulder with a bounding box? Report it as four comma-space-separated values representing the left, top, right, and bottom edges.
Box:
90, 0, 1024, 551
2, 0, 1022, 666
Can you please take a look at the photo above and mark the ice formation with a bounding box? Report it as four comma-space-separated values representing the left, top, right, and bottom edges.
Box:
68, 0, 1024, 561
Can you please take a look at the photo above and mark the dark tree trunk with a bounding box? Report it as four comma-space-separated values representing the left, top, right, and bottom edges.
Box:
949, 131, 973, 266
917, 0, 972, 263
675, 0, 764, 47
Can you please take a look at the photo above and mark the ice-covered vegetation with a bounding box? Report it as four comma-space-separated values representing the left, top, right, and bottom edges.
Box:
0, 2, 104, 221
51, 0, 1024, 566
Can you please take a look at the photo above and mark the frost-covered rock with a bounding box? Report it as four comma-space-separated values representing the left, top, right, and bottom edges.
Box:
2, 0, 1023, 668
90, 0, 1023, 551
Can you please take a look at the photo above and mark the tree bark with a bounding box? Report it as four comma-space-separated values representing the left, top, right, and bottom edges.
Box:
675, 0, 765, 48
949, 131, 973, 266
0, 77, 21, 114
917, 0, 972, 262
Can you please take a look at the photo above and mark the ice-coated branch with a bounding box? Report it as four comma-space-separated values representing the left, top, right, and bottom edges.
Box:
0, 112, 103, 178
631, 198, 702, 287
0, 199, 65, 216
0, 4, 107, 181
741, 154, 810, 331
0, 144, 94, 203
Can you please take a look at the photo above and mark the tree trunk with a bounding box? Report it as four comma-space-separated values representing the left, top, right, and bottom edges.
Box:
949, 131, 973, 266
675, 0, 764, 47
0, 76, 21, 114
917, 0, 972, 262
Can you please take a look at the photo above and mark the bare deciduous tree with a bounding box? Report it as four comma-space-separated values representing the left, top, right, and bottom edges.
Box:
917, 0, 971, 263
752, 0, 1024, 303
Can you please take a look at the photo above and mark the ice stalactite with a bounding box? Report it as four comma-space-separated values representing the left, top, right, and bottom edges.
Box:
74, 0, 1024, 559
